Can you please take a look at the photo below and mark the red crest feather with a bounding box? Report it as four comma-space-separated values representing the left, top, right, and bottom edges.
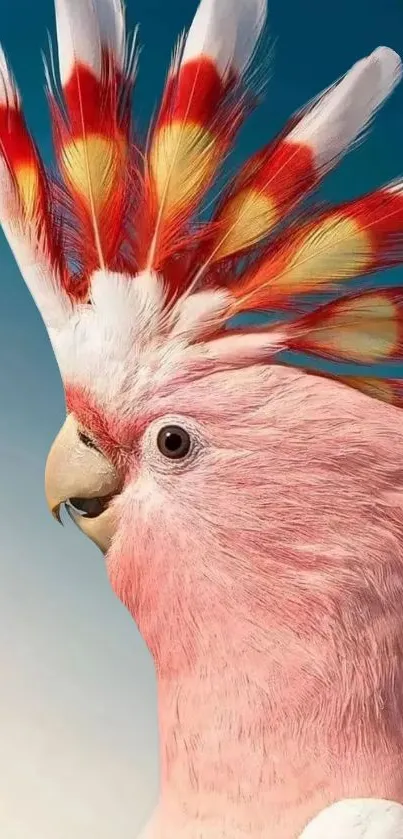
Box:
0, 0, 403, 408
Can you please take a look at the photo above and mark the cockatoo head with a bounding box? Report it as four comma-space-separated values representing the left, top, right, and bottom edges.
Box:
2, 0, 403, 666
44, 286, 403, 670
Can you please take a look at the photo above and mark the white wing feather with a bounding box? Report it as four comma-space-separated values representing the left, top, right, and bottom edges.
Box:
299, 799, 403, 839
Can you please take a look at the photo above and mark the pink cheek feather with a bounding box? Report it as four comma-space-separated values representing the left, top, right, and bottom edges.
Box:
101, 365, 403, 838
65, 384, 142, 466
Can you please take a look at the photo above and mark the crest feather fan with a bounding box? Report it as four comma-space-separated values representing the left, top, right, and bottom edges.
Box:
0, 0, 402, 407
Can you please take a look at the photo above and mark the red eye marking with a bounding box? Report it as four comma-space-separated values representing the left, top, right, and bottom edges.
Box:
65, 385, 133, 461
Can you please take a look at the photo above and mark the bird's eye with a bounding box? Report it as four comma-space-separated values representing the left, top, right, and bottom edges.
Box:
157, 425, 191, 460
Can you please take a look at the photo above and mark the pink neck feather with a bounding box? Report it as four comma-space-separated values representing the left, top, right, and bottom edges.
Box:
114, 537, 403, 836
106, 366, 403, 837
153, 598, 403, 836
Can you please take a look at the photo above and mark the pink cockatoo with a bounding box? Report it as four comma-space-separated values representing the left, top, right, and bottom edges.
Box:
2, 0, 403, 836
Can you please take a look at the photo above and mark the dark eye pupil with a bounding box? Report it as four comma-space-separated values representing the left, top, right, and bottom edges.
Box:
157, 425, 191, 460
164, 432, 183, 452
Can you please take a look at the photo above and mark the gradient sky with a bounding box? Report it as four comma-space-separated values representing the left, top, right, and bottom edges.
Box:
1, 0, 403, 837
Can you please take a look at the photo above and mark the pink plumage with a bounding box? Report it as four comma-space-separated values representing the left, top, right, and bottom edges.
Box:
2, 0, 403, 837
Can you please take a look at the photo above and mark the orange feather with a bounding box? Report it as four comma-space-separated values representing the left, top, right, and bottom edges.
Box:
50, 0, 138, 284
0, 55, 67, 285
285, 288, 403, 364
134, 0, 266, 279
337, 375, 403, 407
226, 184, 403, 315
208, 137, 316, 264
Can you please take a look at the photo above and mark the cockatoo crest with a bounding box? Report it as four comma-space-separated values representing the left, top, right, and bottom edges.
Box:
1, 0, 403, 415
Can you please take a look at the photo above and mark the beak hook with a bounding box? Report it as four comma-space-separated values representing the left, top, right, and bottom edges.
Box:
52, 504, 64, 526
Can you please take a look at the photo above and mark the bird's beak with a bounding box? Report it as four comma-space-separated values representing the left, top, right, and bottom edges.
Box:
45, 414, 121, 554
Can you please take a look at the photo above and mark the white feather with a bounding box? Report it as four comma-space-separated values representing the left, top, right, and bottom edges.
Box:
95, 0, 126, 69
182, 0, 267, 78
0, 172, 73, 330
89, 269, 167, 345
55, 0, 101, 84
54, 0, 126, 85
0, 46, 20, 107
232, 0, 267, 75
0, 51, 72, 331
51, 270, 178, 409
204, 327, 286, 366
299, 799, 403, 839
170, 289, 232, 340
372, 46, 402, 104
288, 46, 402, 173
10, 229, 74, 331
386, 177, 403, 196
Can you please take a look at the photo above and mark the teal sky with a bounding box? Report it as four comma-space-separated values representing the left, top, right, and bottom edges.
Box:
1, 0, 403, 837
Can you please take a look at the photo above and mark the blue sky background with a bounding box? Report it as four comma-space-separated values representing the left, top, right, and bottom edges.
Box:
0, 0, 403, 837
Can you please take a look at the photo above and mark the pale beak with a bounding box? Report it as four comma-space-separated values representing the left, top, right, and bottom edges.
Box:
45, 414, 121, 554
